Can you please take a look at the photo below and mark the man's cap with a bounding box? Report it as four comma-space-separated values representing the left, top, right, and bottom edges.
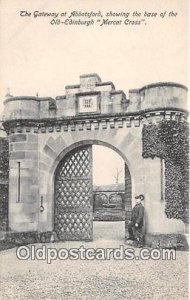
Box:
135, 194, 144, 201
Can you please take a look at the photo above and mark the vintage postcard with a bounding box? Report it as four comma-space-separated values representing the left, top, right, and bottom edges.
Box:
0, 0, 189, 299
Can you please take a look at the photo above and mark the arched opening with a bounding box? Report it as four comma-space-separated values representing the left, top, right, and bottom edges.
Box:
92, 145, 131, 242
54, 143, 132, 242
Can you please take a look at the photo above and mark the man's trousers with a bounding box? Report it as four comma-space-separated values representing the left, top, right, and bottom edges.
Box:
127, 221, 143, 246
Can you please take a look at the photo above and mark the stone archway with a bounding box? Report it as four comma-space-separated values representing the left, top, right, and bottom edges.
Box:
39, 131, 142, 237
53, 142, 132, 241
2, 74, 188, 248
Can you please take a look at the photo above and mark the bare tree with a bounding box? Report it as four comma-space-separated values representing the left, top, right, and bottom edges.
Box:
113, 168, 123, 184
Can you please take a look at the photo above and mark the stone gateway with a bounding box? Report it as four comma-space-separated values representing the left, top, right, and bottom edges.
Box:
0, 74, 188, 248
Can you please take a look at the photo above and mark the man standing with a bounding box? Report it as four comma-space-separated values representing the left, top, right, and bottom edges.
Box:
127, 194, 145, 247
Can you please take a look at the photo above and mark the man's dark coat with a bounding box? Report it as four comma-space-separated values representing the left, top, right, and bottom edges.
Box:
131, 203, 144, 227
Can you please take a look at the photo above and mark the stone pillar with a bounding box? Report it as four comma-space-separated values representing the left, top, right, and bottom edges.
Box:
8, 132, 39, 232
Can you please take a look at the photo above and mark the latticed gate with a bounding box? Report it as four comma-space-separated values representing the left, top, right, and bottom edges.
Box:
54, 145, 93, 241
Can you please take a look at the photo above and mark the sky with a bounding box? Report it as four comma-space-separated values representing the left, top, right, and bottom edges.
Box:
0, 0, 188, 113
0, 0, 188, 184
93, 145, 125, 186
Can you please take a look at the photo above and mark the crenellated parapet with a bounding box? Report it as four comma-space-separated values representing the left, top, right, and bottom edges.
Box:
3, 74, 188, 131
1, 74, 187, 133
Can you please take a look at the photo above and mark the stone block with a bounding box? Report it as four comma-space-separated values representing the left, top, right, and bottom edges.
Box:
39, 162, 49, 171
43, 144, 57, 158
13, 143, 38, 151
10, 151, 25, 160
25, 151, 38, 159
27, 134, 38, 143
10, 134, 27, 143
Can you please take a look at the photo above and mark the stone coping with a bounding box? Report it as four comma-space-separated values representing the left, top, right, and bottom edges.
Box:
4, 96, 55, 104
139, 82, 188, 92
80, 73, 102, 81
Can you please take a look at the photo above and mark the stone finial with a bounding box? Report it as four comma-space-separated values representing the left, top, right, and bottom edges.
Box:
5, 88, 13, 98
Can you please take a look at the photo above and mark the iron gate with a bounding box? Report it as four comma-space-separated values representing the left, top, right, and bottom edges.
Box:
54, 145, 93, 241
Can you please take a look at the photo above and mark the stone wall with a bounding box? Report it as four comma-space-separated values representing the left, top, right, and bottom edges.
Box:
8, 132, 39, 232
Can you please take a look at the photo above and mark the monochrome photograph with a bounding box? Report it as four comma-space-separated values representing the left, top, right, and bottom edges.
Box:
0, 0, 189, 299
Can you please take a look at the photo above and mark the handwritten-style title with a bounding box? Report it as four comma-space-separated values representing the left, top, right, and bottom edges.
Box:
20, 10, 178, 26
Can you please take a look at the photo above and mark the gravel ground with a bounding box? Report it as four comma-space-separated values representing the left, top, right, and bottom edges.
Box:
0, 222, 189, 300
